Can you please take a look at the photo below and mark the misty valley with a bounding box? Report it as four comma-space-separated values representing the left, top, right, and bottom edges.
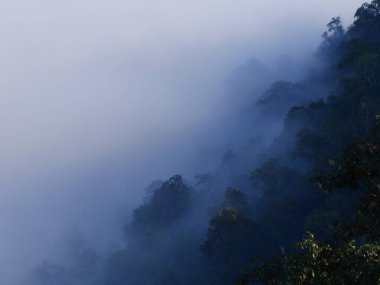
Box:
2, 0, 380, 284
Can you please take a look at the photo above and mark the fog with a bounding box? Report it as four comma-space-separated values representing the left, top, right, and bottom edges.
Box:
0, 0, 364, 283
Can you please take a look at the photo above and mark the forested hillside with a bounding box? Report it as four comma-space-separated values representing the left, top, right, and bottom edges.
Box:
30, 1, 380, 284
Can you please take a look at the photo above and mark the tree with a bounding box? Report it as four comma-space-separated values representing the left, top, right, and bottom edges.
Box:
318, 17, 345, 59
236, 130, 380, 285
131, 175, 194, 233
222, 188, 252, 216
256, 81, 304, 119
236, 232, 380, 285
351, 0, 380, 42
201, 208, 257, 285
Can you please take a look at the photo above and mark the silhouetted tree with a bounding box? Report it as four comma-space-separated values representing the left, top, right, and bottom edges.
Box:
131, 175, 195, 233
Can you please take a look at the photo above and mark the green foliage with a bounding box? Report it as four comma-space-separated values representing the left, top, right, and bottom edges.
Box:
314, 137, 380, 242
236, 134, 380, 285
237, 233, 380, 285
103, 3, 380, 284
240, 25, 380, 274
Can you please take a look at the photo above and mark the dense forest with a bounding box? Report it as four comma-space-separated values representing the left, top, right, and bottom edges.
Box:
29, 1, 380, 284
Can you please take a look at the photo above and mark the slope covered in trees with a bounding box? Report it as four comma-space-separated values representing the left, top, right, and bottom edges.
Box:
29, 1, 380, 284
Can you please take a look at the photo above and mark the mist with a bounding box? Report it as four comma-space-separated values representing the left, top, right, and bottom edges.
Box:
0, 0, 364, 284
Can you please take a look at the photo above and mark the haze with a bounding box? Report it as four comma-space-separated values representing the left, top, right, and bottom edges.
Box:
0, 0, 363, 284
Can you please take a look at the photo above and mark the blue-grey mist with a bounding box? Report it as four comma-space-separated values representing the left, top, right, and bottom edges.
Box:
0, 0, 363, 283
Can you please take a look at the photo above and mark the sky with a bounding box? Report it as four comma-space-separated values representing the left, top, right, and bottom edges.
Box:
0, 0, 365, 283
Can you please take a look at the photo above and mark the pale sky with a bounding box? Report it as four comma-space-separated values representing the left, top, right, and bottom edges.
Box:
0, 0, 363, 180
